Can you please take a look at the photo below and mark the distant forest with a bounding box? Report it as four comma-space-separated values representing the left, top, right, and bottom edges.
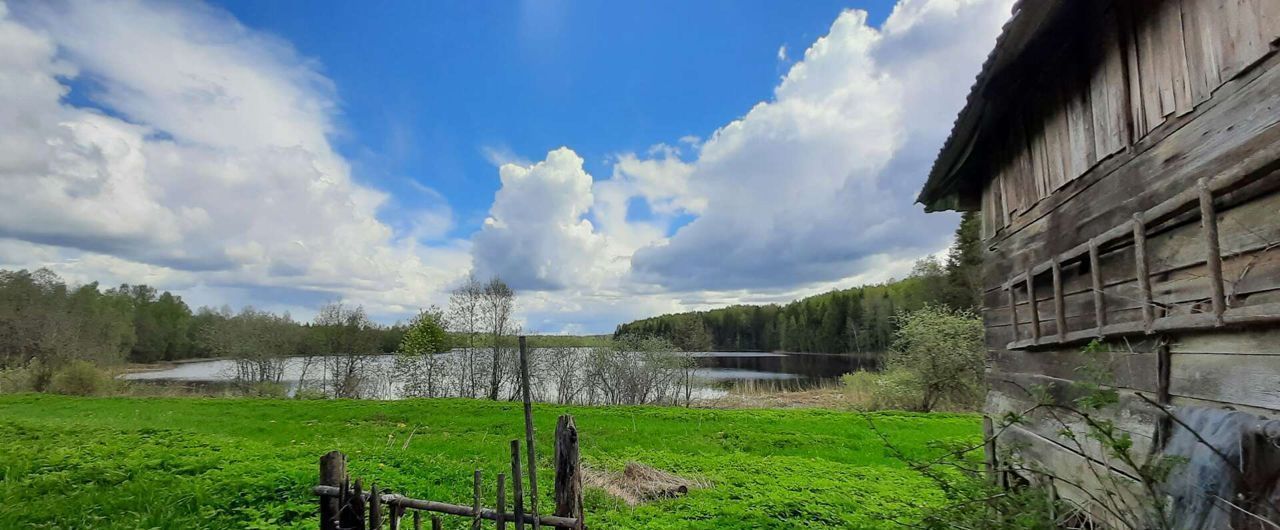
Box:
614, 213, 981, 353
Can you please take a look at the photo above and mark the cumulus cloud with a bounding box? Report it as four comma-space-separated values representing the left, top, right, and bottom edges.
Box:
0, 0, 468, 317
625, 0, 1011, 290
471, 148, 618, 291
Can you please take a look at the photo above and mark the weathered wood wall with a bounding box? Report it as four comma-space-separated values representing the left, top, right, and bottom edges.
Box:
979, 0, 1280, 239
973, 0, 1280, 516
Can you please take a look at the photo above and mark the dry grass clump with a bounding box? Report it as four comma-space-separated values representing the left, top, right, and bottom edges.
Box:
583, 462, 709, 506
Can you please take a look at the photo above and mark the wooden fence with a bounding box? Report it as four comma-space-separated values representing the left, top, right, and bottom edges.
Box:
316, 337, 585, 529
316, 414, 583, 529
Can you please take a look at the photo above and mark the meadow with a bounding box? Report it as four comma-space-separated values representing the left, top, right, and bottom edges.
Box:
0, 395, 979, 529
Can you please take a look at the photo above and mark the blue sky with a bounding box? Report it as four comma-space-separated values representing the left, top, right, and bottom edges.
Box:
0, 0, 1011, 333
218, 0, 895, 239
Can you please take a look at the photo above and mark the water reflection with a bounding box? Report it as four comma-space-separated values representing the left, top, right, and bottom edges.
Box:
122, 349, 879, 401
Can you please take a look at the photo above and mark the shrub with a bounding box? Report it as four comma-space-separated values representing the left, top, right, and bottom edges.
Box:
887, 305, 985, 412
49, 361, 113, 396
0, 365, 38, 394
840, 369, 927, 411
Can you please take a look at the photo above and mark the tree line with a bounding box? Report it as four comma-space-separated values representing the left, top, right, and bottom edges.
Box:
614, 212, 981, 353
0, 268, 408, 389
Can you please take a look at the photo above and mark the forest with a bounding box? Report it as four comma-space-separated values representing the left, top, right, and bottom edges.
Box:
614, 213, 981, 353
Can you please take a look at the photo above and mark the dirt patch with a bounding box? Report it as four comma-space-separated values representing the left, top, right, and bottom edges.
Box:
583, 462, 709, 506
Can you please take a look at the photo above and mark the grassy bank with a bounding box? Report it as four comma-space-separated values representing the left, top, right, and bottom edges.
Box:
0, 395, 978, 529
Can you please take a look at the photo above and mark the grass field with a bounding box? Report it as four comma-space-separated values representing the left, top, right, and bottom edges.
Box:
0, 395, 979, 529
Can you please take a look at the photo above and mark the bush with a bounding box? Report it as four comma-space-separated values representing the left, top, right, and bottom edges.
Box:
0, 365, 38, 394
887, 305, 985, 412
49, 361, 113, 396
840, 369, 927, 411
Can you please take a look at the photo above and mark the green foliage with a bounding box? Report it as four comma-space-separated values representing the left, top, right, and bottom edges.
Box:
398, 308, 450, 355
886, 305, 985, 412
614, 216, 982, 353
841, 369, 928, 411
48, 361, 114, 396
0, 395, 980, 529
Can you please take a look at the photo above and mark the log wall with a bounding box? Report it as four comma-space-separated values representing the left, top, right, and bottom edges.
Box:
974, 0, 1280, 516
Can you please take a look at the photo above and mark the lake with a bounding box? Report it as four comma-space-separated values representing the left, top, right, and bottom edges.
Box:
123, 349, 879, 401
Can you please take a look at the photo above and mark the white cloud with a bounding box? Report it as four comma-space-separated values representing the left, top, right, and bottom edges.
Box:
625, 0, 1010, 290
471, 148, 618, 291
0, 0, 469, 318
777, 44, 788, 62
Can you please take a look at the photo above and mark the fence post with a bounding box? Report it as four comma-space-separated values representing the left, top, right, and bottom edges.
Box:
511, 439, 525, 529
370, 483, 383, 530
497, 473, 507, 530
982, 416, 997, 486
553, 415, 583, 528
518, 336, 541, 530
320, 451, 346, 530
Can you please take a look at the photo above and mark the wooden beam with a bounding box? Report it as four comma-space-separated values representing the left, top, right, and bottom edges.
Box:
1026, 268, 1041, 342
1006, 283, 1020, 341
1089, 237, 1106, 334
1132, 214, 1154, 332
1052, 258, 1067, 340
1198, 178, 1226, 324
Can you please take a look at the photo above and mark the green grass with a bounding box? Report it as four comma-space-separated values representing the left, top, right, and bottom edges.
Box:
0, 394, 979, 529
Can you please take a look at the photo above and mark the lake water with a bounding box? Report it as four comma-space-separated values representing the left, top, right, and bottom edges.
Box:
123, 350, 879, 401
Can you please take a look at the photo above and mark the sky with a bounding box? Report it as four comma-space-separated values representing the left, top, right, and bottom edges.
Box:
0, 0, 1013, 333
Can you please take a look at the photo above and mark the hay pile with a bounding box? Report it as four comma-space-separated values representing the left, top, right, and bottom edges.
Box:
583, 462, 708, 506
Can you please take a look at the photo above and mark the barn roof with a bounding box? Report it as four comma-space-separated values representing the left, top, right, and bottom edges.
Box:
915, 0, 1069, 212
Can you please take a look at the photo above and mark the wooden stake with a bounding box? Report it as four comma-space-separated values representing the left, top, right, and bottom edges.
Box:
518, 336, 541, 530
370, 483, 383, 530
432, 515, 443, 530
1198, 178, 1226, 325
390, 503, 400, 530
319, 451, 345, 530
982, 416, 997, 486
353, 479, 366, 530
1052, 258, 1066, 341
1133, 213, 1154, 332
1089, 238, 1106, 335
511, 439, 525, 529
553, 415, 583, 528
497, 473, 507, 530
1025, 268, 1041, 342
473, 470, 483, 530
414, 511, 422, 530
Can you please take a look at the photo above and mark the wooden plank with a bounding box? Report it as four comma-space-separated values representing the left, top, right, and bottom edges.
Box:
989, 347, 1159, 392
1172, 328, 1280, 354
1159, 0, 1195, 116
1180, 0, 1225, 104
1090, 2, 1131, 159
1170, 352, 1280, 410
1220, 0, 1270, 81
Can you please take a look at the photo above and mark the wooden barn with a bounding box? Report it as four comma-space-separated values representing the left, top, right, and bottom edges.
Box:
917, 0, 1280, 525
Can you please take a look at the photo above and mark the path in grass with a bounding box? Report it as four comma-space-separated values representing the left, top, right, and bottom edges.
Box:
0, 395, 979, 529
